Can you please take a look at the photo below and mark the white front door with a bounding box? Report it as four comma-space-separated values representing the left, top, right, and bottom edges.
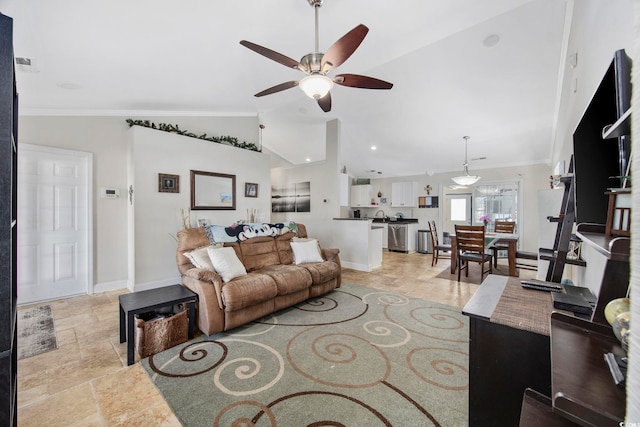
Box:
18, 144, 93, 304
443, 192, 472, 237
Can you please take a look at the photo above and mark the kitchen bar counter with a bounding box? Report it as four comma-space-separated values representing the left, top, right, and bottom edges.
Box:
332, 217, 419, 224
331, 219, 382, 271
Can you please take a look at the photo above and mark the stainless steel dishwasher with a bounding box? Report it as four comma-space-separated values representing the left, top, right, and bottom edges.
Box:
388, 223, 408, 252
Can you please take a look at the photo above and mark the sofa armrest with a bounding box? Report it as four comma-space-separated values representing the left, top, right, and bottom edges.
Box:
321, 248, 340, 263
183, 268, 226, 307
181, 268, 228, 335
184, 267, 222, 283
321, 248, 341, 287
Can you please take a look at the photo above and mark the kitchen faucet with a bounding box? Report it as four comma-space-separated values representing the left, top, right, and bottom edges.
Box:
375, 209, 387, 219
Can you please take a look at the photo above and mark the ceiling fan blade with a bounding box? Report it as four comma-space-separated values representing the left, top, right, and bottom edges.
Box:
321, 24, 369, 72
334, 74, 393, 90
317, 92, 331, 112
255, 81, 299, 97
240, 40, 304, 71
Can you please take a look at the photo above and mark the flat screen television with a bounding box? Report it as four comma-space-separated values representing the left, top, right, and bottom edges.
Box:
572, 49, 631, 225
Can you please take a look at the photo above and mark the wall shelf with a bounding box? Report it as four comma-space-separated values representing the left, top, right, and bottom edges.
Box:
602, 108, 631, 139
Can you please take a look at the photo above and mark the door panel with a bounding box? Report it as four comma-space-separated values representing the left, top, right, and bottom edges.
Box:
18, 145, 91, 304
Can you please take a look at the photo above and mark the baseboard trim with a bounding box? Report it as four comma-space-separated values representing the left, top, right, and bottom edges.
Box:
133, 277, 182, 293
340, 260, 373, 272
93, 279, 128, 294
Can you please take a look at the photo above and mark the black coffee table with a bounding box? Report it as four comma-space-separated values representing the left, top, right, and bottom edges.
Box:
119, 284, 197, 365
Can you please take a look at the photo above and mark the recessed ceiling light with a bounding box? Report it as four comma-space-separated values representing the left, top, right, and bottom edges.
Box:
371, 145, 377, 150
483, 34, 501, 48
305, 158, 311, 162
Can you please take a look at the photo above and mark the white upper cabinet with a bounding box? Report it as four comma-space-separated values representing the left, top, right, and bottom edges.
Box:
391, 182, 418, 207
351, 184, 372, 207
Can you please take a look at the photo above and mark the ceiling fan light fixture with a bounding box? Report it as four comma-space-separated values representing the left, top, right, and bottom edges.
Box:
299, 74, 333, 99
451, 136, 481, 186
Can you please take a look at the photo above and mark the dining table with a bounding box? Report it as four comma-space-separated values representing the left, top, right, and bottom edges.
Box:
449, 232, 519, 276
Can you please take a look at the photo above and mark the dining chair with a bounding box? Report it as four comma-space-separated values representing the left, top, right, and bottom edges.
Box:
428, 220, 451, 267
489, 221, 516, 268
455, 224, 493, 282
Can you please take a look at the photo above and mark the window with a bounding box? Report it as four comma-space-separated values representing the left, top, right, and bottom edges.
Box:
473, 182, 518, 231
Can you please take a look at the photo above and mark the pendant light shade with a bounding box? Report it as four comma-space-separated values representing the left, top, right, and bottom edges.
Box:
452, 136, 481, 186
299, 74, 334, 99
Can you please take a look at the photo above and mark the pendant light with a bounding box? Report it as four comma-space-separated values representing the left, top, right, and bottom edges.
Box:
452, 136, 481, 186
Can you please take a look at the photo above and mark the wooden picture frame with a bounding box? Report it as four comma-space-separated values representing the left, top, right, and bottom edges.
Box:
245, 182, 258, 198
158, 173, 179, 193
190, 170, 236, 210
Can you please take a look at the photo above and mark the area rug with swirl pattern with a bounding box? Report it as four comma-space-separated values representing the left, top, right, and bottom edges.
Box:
141, 282, 469, 426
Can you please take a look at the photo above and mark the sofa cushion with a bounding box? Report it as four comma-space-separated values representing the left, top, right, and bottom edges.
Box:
258, 264, 312, 295
275, 232, 296, 265
239, 236, 281, 272
207, 246, 247, 282
298, 261, 340, 285
291, 239, 324, 264
221, 273, 278, 312
183, 244, 223, 270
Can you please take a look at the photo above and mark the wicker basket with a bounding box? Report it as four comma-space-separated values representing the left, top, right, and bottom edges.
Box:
135, 309, 188, 358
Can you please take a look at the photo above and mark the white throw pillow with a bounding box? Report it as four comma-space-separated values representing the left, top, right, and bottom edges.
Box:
183, 244, 221, 270
206, 246, 247, 282
290, 239, 324, 265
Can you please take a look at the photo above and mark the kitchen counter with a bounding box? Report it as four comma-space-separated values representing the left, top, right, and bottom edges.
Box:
371, 218, 419, 224
332, 217, 418, 224
331, 218, 382, 271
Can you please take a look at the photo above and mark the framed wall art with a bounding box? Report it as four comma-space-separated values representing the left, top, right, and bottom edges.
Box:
158, 173, 180, 193
245, 182, 258, 198
190, 170, 236, 210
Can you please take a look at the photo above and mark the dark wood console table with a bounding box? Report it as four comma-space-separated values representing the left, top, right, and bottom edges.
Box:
575, 223, 630, 326
462, 275, 565, 426
463, 272, 627, 426
550, 312, 626, 426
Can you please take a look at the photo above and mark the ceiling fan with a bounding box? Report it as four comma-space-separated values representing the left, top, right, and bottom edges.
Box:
239, 0, 393, 112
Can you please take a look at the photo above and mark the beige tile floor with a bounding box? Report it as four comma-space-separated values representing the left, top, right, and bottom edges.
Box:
17, 251, 534, 426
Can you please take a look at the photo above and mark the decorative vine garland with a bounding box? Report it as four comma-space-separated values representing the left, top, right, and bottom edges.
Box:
126, 119, 259, 152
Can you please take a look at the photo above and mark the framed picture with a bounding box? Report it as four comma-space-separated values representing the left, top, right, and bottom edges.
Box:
190, 170, 236, 210
159, 173, 179, 193
245, 182, 258, 198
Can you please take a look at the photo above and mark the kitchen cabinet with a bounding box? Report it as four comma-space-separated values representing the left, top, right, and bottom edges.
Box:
351, 184, 373, 207
380, 223, 388, 249
391, 182, 418, 207
369, 226, 383, 269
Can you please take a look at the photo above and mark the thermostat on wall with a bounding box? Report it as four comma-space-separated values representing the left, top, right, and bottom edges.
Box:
101, 187, 120, 199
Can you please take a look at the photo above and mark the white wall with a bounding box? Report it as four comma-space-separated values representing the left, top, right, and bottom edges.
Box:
18, 115, 259, 291
270, 119, 343, 248
551, 0, 635, 168
129, 125, 271, 290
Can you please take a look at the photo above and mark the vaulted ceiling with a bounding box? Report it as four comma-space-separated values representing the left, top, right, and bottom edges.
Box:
1, 0, 568, 178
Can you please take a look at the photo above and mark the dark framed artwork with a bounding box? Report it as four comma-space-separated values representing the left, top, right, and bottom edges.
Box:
271, 181, 310, 212
190, 170, 236, 210
245, 182, 258, 198
159, 173, 179, 193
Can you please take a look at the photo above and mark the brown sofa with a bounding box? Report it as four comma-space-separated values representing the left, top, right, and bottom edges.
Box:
176, 224, 341, 335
